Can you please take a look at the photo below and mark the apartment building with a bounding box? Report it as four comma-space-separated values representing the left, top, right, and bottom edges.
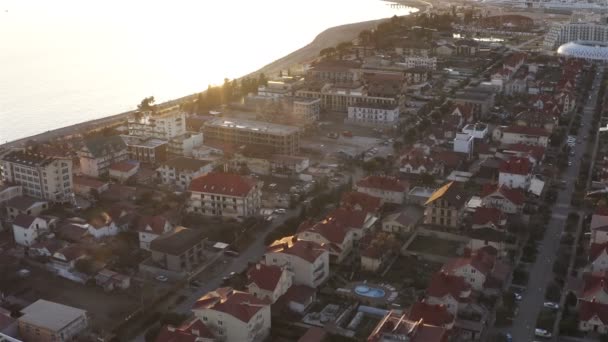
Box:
355, 175, 409, 205
424, 182, 468, 228
307, 60, 361, 83
127, 108, 186, 139
187, 172, 261, 219
246, 263, 293, 303
296, 83, 397, 113
157, 157, 213, 190
122, 136, 168, 164
192, 287, 271, 342
346, 103, 400, 127
78, 135, 127, 177
265, 236, 330, 288
149, 227, 207, 273
1, 151, 73, 203
18, 300, 88, 342
203, 118, 300, 155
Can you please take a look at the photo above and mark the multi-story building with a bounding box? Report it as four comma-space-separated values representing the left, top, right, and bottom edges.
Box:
1, 151, 73, 203
122, 136, 168, 164
0, 183, 22, 207
203, 118, 300, 155
78, 135, 127, 177
12, 214, 48, 247
265, 236, 330, 288
187, 172, 261, 219
451, 88, 496, 119
149, 227, 207, 273
246, 263, 293, 303
400, 56, 437, 70
544, 19, 608, 50
137, 215, 173, 250
346, 103, 400, 127
296, 83, 398, 113
192, 287, 271, 342
292, 97, 321, 123
424, 182, 468, 228
495, 125, 550, 147
498, 157, 532, 190
480, 184, 525, 214
355, 175, 409, 205
167, 132, 204, 157
18, 299, 88, 342
157, 157, 213, 190
307, 60, 361, 83
127, 108, 186, 139
296, 218, 355, 263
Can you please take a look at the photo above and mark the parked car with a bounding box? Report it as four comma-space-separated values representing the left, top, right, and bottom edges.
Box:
505, 333, 513, 342
535, 328, 552, 338
224, 250, 240, 257
543, 302, 559, 310
274, 208, 286, 214
155, 275, 168, 282
514, 293, 522, 301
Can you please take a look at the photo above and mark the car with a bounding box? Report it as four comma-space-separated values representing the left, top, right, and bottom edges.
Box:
224, 250, 240, 257
535, 328, 552, 338
514, 293, 522, 301
274, 208, 287, 214
155, 275, 169, 282
222, 271, 237, 282
505, 333, 513, 342
543, 302, 559, 310
190, 280, 202, 287
568, 161, 573, 166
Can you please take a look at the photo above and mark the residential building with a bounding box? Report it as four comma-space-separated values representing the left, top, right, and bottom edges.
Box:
471, 207, 507, 230
426, 271, 472, 315
137, 215, 173, 250
128, 108, 186, 139
168, 132, 204, 157
265, 236, 329, 288
382, 207, 424, 234
327, 207, 378, 240
150, 227, 207, 273
296, 218, 355, 263
307, 60, 361, 83
452, 88, 496, 119
498, 157, 532, 190
87, 213, 119, 239
72, 177, 108, 198
108, 161, 139, 183
95, 269, 131, 291
157, 157, 213, 190
340, 191, 382, 214
292, 97, 321, 123
368, 310, 449, 342
346, 103, 400, 127
246, 263, 293, 303
544, 19, 608, 49
360, 245, 388, 272
296, 83, 398, 113
1, 151, 73, 203
155, 319, 216, 342
408, 301, 455, 330
442, 247, 508, 292
192, 287, 271, 342
5, 196, 48, 220
187, 173, 261, 219
424, 182, 468, 228
0, 183, 22, 207
78, 136, 127, 177
480, 184, 525, 214
12, 214, 48, 247
495, 126, 550, 147
123, 137, 168, 164
454, 133, 474, 157
355, 175, 409, 205
269, 155, 310, 175
579, 300, 608, 334
401, 56, 437, 70
579, 272, 608, 304
399, 149, 444, 176
404, 67, 429, 84
203, 118, 300, 155
51, 244, 86, 271
18, 299, 88, 342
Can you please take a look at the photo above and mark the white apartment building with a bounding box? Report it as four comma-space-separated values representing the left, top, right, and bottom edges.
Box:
355, 175, 409, 205
128, 108, 186, 140
192, 287, 271, 342
157, 157, 214, 190
187, 172, 261, 219
346, 103, 400, 127
265, 237, 330, 288
292, 97, 321, 123
453, 133, 474, 157
544, 20, 608, 49
168, 132, 204, 157
1, 151, 73, 203
78, 135, 128, 178
399, 56, 437, 70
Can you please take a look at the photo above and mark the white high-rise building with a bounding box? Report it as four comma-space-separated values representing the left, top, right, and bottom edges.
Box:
127, 107, 186, 140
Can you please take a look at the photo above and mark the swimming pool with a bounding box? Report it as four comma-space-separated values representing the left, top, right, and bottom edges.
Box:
354, 285, 386, 298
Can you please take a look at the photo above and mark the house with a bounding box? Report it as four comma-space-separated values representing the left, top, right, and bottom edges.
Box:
442, 247, 508, 292
12, 214, 48, 246
246, 263, 293, 303
368, 310, 449, 342
480, 184, 525, 214
399, 149, 444, 176
187, 172, 261, 219
29, 239, 65, 258
192, 287, 271, 342
382, 207, 424, 234
469, 227, 508, 255
579, 300, 608, 334
56, 223, 90, 242
340, 191, 382, 214
51, 244, 87, 272
18, 300, 88, 342
498, 157, 532, 190
355, 176, 409, 205
502, 143, 546, 166
157, 157, 214, 190
360, 244, 388, 272
264, 236, 329, 288
450, 104, 474, 127
514, 110, 557, 133
426, 271, 472, 315
109, 160, 140, 183
137, 215, 173, 250
150, 227, 207, 273
5, 196, 48, 220
471, 207, 506, 230
579, 273, 608, 304
88, 212, 119, 239
424, 182, 468, 228
496, 125, 550, 147
296, 218, 355, 263
95, 269, 131, 291
359, 232, 399, 272
408, 301, 455, 330
274, 284, 316, 315
590, 243, 608, 273
78, 135, 128, 177
72, 176, 109, 198
325, 207, 378, 240
155, 318, 216, 342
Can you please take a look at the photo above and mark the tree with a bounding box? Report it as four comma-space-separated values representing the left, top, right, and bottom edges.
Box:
336, 41, 353, 60
319, 47, 336, 59
75, 258, 96, 275
419, 173, 435, 186
137, 96, 156, 112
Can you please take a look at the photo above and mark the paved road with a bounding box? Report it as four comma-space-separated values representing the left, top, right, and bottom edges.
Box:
508, 67, 603, 341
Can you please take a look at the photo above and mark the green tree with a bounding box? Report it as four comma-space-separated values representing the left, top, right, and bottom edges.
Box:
138, 96, 156, 112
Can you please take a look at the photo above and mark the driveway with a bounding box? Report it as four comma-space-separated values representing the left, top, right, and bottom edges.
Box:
508, 67, 603, 341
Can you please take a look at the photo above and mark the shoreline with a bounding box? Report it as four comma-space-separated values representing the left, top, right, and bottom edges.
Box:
0, 0, 429, 150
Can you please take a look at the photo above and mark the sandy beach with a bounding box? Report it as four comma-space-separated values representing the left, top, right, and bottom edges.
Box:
0, 0, 429, 150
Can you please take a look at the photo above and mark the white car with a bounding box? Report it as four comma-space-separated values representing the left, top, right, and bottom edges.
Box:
155, 275, 168, 282
543, 302, 559, 310
535, 328, 552, 338
274, 209, 286, 214
514, 293, 522, 301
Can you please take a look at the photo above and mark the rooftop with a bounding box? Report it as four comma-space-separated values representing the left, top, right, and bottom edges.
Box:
19, 299, 86, 332
1, 150, 58, 167
5, 196, 46, 211
204, 117, 300, 135
189, 172, 256, 197
193, 287, 268, 323
267, 236, 327, 263
150, 226, 206, 256
82, 135, 126, 158
161, 157, 212, 172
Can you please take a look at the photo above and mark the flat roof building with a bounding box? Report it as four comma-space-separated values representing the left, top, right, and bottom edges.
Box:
18, 300, 88, 342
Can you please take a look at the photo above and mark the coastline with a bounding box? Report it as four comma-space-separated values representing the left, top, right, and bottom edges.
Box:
0, 0, 428, 150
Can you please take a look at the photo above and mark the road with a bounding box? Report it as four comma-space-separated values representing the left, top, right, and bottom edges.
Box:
508, 67, 603, 341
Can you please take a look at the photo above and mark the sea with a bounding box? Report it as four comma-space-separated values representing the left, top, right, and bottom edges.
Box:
0, 0, 415, 143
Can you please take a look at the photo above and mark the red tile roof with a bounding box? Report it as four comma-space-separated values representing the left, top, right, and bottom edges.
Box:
582, 274, 608, 299
443, 249, 496, 276
297, 218, 350, 246
499, 157, 531, 176
472, 207, 505, 226
426, 271, 471, 299
502, 125, 550, 137
247, 264, 284, 292
579, 300, 608, 324
193, 287, 268, 323
267, 236, 327, 263
340, 191, 382, 213
110, 161, 139, 173
137, 215, 170, 234
155, 318, 215, 342
481, 184, 525, 206
505, 143, 546, 161
590, 242, 608, 262
409, 301, 454, 327
326, 208, 369, 230
357, 175, 408, 193
189, 172, 256, 197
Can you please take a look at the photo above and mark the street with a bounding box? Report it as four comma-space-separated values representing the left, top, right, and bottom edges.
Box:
508, 67, 603, 341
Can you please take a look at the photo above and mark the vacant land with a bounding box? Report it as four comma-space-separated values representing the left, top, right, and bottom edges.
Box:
407, 235, 462, 257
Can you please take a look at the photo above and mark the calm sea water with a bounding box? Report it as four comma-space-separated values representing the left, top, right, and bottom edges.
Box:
0, 0, 414, 143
